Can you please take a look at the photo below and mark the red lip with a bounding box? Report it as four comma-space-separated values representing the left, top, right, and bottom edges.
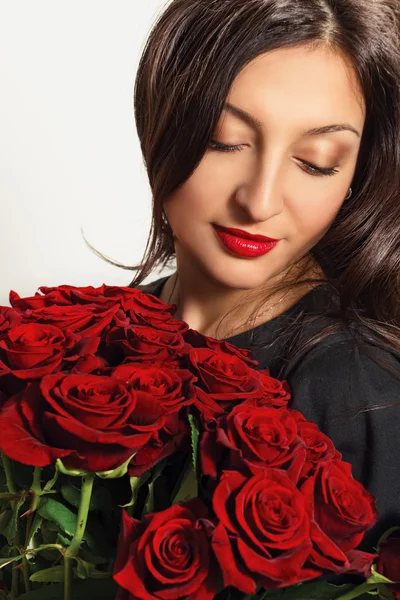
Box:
212, 224, 280, 258
212, 224, 279, 243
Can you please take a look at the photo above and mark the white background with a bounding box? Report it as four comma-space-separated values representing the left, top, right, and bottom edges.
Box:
0, 0, 174, 306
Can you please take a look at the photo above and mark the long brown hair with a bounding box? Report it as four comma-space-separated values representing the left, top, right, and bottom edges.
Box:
85, 0, 400, 386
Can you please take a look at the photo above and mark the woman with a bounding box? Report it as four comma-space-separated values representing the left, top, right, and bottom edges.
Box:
90, 0, 400, 583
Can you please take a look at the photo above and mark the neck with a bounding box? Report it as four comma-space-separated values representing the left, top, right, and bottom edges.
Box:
161, 258, 323, 339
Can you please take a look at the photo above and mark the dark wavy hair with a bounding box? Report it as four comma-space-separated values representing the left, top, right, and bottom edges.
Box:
86, 0, 400, 387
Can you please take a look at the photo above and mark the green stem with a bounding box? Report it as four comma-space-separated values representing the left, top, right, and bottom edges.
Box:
24, 466, 43, 549
22, 556, 31, 593
1, 452, 16, 507
335, 581, 379, 600
29, 466, 42, 512
18, 466, 43, 594
63, 472, 95, 600
10, 561, 19, 599
31, 543, 64, 554
63, 557, 73, 600
64, 472, 94, 558
1, 452, 19, 597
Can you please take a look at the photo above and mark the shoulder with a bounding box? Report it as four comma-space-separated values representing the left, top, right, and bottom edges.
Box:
280, 284, 400, 401
287, 333, 400, 404
286, 335, 400, 549
126, 275, 168, 295
286, 333, 400, 432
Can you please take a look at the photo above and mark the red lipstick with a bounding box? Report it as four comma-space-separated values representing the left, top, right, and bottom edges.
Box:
212, 224, 280, 258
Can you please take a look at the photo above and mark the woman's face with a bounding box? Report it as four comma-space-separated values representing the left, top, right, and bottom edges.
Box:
163, 44, 366, 292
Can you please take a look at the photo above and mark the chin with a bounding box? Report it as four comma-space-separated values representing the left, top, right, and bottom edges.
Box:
206, 266, 278, 291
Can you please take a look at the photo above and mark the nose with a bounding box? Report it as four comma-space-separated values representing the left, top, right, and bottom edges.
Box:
235, 165, 284, 223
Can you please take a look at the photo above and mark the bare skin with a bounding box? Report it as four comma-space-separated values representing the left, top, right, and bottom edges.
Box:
161, 44, 366, 339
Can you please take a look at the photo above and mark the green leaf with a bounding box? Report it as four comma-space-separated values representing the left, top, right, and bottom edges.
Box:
368, 564, 396, 585
16, 585, 64, 600
41, 467, 59, 494
95, 452, 137, 479
61, 483, 82, 509
0, 491, 23, 501
89, 485, 114, 514
29, 565, 65, 582
38, 497, 77, 538
188, 414, 200, 472
39, 517, 61, 553
120, 471, 152, 508
55, 458, 88, 477
56, 531, 72, 546
375, 583, 398, 600
79, 546, 109, 565
260, 581, 362, 600
169, 415, 200, 506
56, 453, 137, 479
0, 553, 23, 568
12, 461, 35, 489
376, 525, 400, 551
171, 457, 198, 505
28, 513, 43, 545
144, 458, 169, 515
8, 490, 28, 543
61, 482, 114, 514
0, 465, 7, 493
37, 497, 112, 557
0, 509, 12, 534
17, 577, 118, 600
74, 557, 111, 580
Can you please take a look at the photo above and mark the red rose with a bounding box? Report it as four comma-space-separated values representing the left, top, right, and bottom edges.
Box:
0, 391, 8, 409
106, 325, 186, 364
0, 307, 22, 333
112, 363, 197, 414
103, 287, 190, 340
130, 308, 189, 334
228, 371, 292, 411
303, 459, 377, 576
9, 284, 176, 324
0, 323, 67, 379
183, 329, 259, 367
127, 410, 190, 477
103, 286, 177, 316
212, 470, 316, 593
9, 284, 113, 310
111, 363, 197, 476
256, 369, 292, 408
0, 372, 169, 471
377, 535, 400, 598
0, 322, 103, 379
186, 348, 264, 416
295, 419, 342, 479
200, 405, 305, 479
23, 303, 120, 338
125, 294, 188, 335
113, 500, 218, 600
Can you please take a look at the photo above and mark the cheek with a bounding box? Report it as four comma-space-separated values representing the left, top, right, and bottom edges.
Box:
290, 193, 345, 240
164, 164, 220, 226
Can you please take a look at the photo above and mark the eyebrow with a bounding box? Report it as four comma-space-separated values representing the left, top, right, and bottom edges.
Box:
223, 102, 361, 138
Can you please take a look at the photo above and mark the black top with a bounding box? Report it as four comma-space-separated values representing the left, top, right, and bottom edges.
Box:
136, 275, 400, 581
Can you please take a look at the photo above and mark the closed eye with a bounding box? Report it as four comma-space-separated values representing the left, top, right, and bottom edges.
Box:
208, 140, 340, 177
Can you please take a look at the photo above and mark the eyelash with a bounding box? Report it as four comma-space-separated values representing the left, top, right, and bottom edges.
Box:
208, 140, 340, 177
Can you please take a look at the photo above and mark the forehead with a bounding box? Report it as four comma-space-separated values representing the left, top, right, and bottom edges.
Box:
224, 45, 366, 134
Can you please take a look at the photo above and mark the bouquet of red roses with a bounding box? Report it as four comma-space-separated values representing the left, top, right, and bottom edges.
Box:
0, 283, 397, 600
